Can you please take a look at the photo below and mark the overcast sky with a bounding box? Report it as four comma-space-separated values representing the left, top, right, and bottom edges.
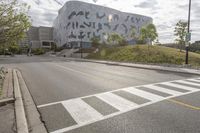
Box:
19, 0, 200, 43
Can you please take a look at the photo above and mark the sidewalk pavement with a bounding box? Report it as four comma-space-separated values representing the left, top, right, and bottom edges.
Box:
0, 68, 16, 133
0, 103, 16, 133
65, 58, 200, 76
0, 68, 47, 133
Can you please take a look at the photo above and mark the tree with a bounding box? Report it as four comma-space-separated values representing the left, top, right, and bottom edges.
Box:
140, 23, 158, 45
107, 33, 126, 46
174, 20, 188, 52
154, 39, 161, 45
130, 26, 137, 40
8, 43, 20, 54
140, 23, 158, 61
90, 37, 100, 48
0, 0, 31, 50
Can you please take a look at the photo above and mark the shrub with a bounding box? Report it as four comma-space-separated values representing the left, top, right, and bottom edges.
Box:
91, 37, 101, 48
8, 44, 20, 54
32, 48, 45, 55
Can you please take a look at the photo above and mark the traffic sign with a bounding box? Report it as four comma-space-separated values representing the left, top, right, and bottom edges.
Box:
186, 32, 191, 42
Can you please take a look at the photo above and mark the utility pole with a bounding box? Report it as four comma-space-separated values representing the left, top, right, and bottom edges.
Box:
185, 0, 192, 64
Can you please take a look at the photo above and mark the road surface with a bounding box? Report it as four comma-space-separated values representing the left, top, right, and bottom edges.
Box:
2, 55, 200, 133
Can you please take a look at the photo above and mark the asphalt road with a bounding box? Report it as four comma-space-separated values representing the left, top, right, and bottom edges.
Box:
2, 55, 200, 133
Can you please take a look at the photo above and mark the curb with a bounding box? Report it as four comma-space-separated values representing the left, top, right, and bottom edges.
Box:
16, 70, 48, 133
0, 98, 14, 106
0, 68, 14, 106
65, 58, 200, 76
13, 69, 29, 133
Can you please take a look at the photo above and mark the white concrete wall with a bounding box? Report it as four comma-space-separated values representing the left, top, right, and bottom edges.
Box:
53, 1, 153, 47
26, 26, 53, 48
28, 27, 39, 41
39, 27, 53, 41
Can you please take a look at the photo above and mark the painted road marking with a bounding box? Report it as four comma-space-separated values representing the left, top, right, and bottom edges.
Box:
62, 99, 103, 124
162, 82, 197, 91
50, 90, 200, 133
82, 96, 119, 116
96, 92, 138, 111
136, 86, 171, 97
168, 99, 200, 110
178, 80, 200, 87
144, 85, 182, 95
186, 79, 200, 83
113, 90, 150, 104
155, 84, 189, 92
124, 87, 164, 102
36, 77, 200, 133
53, 63, 97, 79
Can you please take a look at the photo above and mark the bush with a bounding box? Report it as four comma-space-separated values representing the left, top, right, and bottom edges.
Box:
8, 44, 20, 54
55, 47, 64, 52
0, 46, 4, 55
91, 37, 101, 48
32, 48, 45, 55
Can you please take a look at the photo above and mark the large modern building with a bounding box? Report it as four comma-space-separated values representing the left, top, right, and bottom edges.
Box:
53, 1, 153, 48
28, 26, 54, 48
20, 26, 54, 49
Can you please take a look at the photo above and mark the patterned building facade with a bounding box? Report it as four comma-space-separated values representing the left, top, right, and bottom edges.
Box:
53, 1, 153, 48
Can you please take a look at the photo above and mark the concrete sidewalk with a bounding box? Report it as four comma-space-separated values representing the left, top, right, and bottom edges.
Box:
65, 58, 200, 76
0, 103, 16, 133
0, 68, 16, 133
0, 68, 47, 133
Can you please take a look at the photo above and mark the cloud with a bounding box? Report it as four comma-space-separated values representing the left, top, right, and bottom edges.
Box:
134, 0, 158, 9
92, 0, 98, 3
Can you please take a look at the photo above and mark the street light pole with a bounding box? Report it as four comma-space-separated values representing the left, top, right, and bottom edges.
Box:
80, 38, 83, 58
185, 0, 191, 64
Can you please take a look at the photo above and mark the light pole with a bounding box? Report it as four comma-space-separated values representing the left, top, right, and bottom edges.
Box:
80, 38, 83, 58
185, 0, 192, 64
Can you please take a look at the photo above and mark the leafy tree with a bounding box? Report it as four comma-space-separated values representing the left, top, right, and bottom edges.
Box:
154, 39, 161, 45
107, 33, 126, 46
0, 0, 31, 49
8, 43, 20, 54
118, 36, 128, 46
174, 20, 188, 52
130, 26, 137, 40
140, 23, 158, 60
189, 42, 200, 53
90, 37, 101, 48
140, 24, 158, 45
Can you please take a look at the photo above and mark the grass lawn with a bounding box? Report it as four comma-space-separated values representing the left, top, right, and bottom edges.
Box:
87, 45, 200, 67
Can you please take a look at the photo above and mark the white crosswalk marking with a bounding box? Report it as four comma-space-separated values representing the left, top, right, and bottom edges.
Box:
96, 92, 138, 111
40, 77, 200, 133
62, 99, 103, 124
144, 85, 182, 95
187, 79, 200, 83
124, 87, 164, 102
177, 80, 200, 87
162, 82, 197, 91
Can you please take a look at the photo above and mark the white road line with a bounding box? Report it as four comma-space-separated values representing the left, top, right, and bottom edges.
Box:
96, 92, 138, 111
187, 79, 200, 83
53, 63, 97, 78
124, 87, 164, 102
144, 85, 182, 95
163, 82, 197, 91
50, 78, 200, 133
37, 77, 200, 108
62, 99, 103, 124
177, 80, 200, 87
